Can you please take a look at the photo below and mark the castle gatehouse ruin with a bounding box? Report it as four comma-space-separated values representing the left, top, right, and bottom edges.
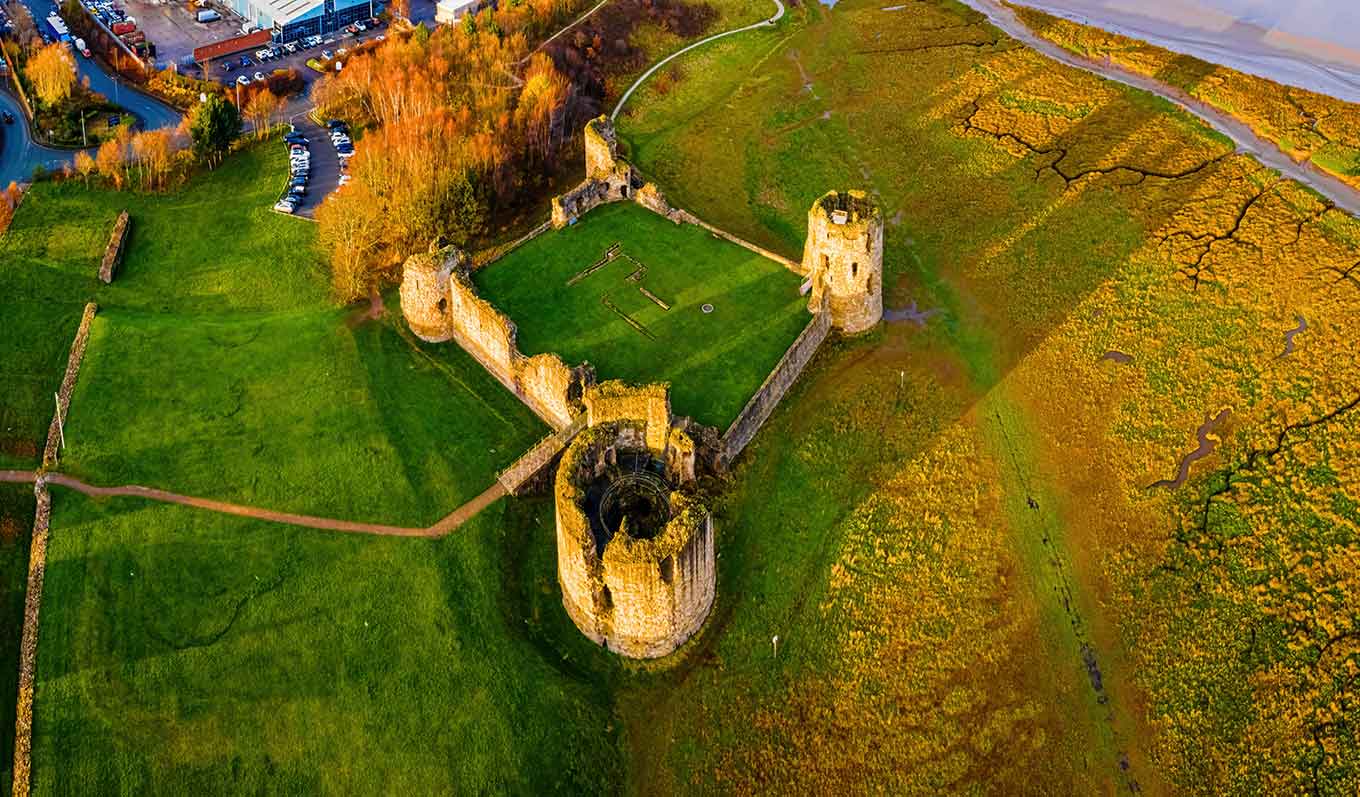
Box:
398, 115, 887, 657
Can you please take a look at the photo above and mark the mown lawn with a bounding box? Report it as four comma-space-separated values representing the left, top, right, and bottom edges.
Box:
475, 202, 808, 428
31, 491, 622, 795
1, 144, 546, 522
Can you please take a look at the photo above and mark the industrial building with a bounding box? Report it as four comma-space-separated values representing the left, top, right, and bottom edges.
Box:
229, 0, 375, 43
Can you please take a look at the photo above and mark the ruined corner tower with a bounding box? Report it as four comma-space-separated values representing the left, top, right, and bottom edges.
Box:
551, 116, 642, 228
398, 244, 470, 343
802, 190, 884, 334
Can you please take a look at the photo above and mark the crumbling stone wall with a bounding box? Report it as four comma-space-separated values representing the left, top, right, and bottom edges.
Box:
803, 190, 884, 334
10, 480, 49, 797
722, 309, 831, 463
554, 423, 716, 659
552, 116, 641, 228
99, 210, 130, 284
44, 302, 98, 469
584, 381, 671, 454
400, 247, 592, 430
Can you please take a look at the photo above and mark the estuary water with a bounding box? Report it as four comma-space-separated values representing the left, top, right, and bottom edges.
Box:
1013, 0, 1360, 103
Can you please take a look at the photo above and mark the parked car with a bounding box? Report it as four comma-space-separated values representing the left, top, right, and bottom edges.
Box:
253, 71, 265, 82
239, 55, 251, 67
236, 75, 250, 86
274, 198, 297, 213
222, 61, 233, 72
320, 49, 332, 60
284, 42, 297, 53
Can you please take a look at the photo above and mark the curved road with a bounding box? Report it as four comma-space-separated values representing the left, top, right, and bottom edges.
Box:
957, 0, 1360, 216
1, 0, 181, 185
612, 0, 786, 120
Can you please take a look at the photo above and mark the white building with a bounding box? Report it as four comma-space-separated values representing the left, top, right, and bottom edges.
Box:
435, 0, 478, 24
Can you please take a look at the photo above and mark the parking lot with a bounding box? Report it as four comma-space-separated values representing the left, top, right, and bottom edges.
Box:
275, 116, 352, 217
203, 21, 386, 90
119, 0, 246, 65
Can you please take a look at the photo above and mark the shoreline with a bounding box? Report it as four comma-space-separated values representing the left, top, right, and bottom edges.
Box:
956, 0, 1360, 216
1011, 0, 1360, 104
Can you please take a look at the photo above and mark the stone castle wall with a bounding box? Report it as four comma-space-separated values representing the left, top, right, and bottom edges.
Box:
399, 247, 591, 431
583, 381, 672, 455
722, 309, 831, 463
552, 116, 641, 228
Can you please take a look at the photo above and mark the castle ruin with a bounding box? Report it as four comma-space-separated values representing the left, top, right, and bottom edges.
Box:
555, 382, 715, 659
399, 118, 888, 659
803, 190, 884, 334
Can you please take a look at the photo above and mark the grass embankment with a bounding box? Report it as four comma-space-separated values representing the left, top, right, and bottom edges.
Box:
30, 491, 622, 794
0, 485, 36, 797
0, 144, 545, 522
1011, 5, 1360, 187
614, 0, 1360, 791
475, 201, 807, 428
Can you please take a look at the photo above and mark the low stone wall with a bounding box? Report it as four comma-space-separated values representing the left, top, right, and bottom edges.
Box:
670, 209, 803, 275
722, 309, 831, 463
43, 303, 98, 469
473, 219, 551, 268
99, 210, 130, 283
10, 480, 50, 797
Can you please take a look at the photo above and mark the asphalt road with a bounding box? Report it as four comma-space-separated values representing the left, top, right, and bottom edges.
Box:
0, 0, 183, 184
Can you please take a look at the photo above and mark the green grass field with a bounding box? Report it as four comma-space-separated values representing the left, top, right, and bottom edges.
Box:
0, 144, 546, 522
31, 490, 622, 795
475, 202, 808, 428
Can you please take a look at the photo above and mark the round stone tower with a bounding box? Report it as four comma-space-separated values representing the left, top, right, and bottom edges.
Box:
802, 190, 884, 334
399, 246, 464, 342
554, 422, 715, 659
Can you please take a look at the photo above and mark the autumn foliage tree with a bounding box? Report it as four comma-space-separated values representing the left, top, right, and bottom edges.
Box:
244, 89, 282, 137
25, 43, 76, 106
311, 9, 593, 301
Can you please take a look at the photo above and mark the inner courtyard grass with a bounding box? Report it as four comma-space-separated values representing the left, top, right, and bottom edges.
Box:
31, 491, 622, 795
0, 144, 546, 522
474, 202, 808, 428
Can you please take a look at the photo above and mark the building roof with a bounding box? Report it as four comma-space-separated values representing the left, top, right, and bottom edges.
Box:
193, 30, 272, 62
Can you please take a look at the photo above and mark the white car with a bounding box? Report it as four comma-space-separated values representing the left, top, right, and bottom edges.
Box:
253, 71, 266, 83
236, 75, 250, 86
274, 198, 296, 213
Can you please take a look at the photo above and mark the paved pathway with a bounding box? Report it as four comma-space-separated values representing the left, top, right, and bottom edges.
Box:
611, 0, 786, 120
0, 469, 503, 537
957, 0, 1360, 216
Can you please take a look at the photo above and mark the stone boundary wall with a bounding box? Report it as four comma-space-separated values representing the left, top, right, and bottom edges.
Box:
43, 302, 98, 469
473, 219, 552, 269
10, 480, 50, 797
443, 269, 583, 431
669, 209, 804, 275
99, 211, 130, 283
721, 309, 831, 463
